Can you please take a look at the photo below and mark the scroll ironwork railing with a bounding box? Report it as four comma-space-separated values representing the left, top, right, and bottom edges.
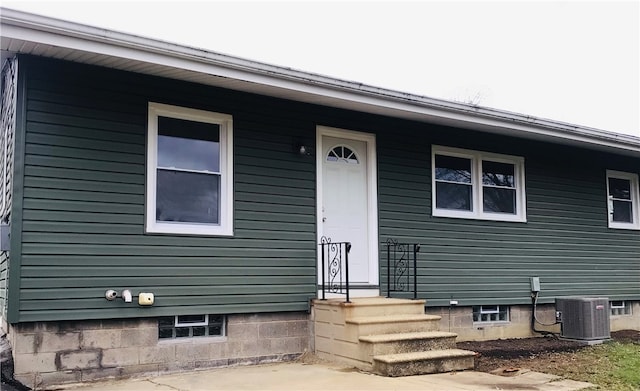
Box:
385, 239, 420, 299
319, 236, 352, 302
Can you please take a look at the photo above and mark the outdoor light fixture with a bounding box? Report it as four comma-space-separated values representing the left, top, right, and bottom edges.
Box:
296, 143, 311, 156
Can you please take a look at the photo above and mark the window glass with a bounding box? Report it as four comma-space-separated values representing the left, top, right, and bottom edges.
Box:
482, 161, 516, 214
158, 117, 220, 172
482, 161, 515, 187
158, 136, 220, 172
209, 314, 224, 323
177, 314, 206, 324
483, 188, 516, 214
158, 117, 220, 141
158, 327, 173, 339
156, 170, 220, 224
158, 316, 174, 327
607, 173, 638, 228
608, 178, 631, 200
327, 145, 359, 164
436, 182, 472, 211
158, 316, 175, 339
612, 200, 633, 223
608, 178, 633, 223
435, 155, 471, 183
435, 155, 473, 211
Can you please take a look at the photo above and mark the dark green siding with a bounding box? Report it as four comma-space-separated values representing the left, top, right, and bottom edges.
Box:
13, 56, 318, 322
8, 55, 640, 322
0, 253, 6, 317
378, 128, 640, 306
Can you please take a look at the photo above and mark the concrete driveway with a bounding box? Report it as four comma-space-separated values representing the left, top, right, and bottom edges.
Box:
57, 361, 592, 391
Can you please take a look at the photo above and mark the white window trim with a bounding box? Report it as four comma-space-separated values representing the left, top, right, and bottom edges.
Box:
146, 102, 234, 236
175, 314, 209, 327
431, 145, 526, 222
610, 301, 626, 309
606, 170, 640, 230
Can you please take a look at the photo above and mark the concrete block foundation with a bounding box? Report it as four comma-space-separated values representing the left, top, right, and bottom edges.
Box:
3, 302, 638, 388
426, 302, 639, 341
6, 312, 310, 390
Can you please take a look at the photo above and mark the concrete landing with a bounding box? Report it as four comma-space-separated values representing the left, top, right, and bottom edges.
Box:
58, 361, 593, 391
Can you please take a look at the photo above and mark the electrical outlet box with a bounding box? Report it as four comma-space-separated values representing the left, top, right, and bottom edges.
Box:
138, 292, 154, 306
530, 276, 540, 292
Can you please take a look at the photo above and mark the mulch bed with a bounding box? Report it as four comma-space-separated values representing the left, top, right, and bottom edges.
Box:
457, 330, 640, 372
610, 329, 640, 344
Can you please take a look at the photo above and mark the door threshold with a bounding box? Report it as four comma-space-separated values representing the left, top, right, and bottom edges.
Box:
316, 288, 380, 299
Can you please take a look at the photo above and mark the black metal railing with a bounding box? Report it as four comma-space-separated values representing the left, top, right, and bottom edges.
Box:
319, 236, 352, 302
385, 239, 420, 299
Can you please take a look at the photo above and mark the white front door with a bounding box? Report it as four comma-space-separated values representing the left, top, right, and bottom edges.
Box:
317, 126, 378, 290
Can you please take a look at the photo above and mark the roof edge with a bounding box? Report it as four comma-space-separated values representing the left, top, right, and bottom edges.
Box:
1, 7, 639, 153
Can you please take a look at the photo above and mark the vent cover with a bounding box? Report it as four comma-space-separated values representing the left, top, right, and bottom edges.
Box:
556, 297, 610, 340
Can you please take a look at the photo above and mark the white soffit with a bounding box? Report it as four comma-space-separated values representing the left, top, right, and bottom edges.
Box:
1, 7, 639, 157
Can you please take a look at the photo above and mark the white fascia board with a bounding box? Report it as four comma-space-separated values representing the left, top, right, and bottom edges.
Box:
1, 8, 640, 156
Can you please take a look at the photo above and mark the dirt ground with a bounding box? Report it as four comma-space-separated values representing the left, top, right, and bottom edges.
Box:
457, 329, 640, 373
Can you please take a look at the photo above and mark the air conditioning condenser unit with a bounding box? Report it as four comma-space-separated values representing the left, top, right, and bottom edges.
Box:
555, 297, 610, 340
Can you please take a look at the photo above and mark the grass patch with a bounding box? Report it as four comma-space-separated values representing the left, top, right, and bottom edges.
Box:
538, 341, 640, 391
589, 342, 640, 390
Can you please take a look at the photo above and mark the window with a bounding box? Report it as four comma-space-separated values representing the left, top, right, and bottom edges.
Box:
146, 103, 233, 236
472, 305, 509, 323
326, 145, 359, 164
610, 301, 632, 316
432, 146, 526, 222
606, 170, 639, 230
158, 314, 226, 339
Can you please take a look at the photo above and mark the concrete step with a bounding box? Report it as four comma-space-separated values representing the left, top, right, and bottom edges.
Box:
372, 349, 476, 377
359, 331, 458, 360
346, 314, 442, 335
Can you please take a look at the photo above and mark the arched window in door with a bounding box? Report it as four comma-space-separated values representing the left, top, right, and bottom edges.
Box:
326, 145, 360, 164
